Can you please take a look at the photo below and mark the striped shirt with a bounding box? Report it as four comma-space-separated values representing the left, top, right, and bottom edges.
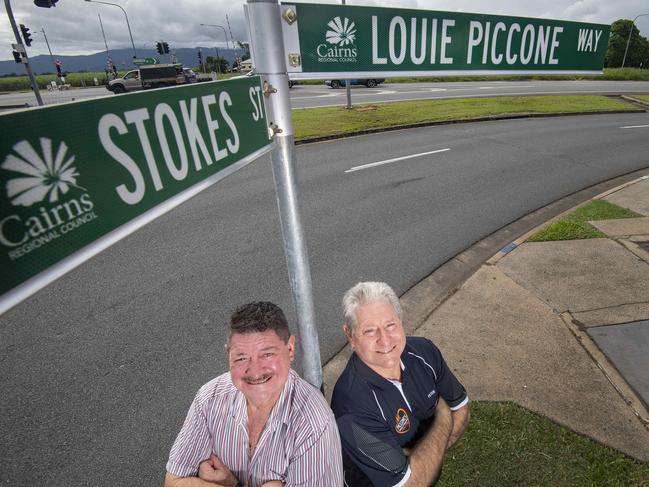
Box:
167, 369, 343, 486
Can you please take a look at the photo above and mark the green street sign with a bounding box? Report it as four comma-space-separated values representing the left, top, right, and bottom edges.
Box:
133, 57, 159, 66
280, 3, 610, 78
0, 76, 272, 313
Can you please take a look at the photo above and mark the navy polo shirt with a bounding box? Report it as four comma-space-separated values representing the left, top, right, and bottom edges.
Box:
331, 336, 468, 487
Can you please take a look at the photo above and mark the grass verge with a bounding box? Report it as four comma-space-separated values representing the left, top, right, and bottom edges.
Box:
293, 95, 634, 141
439, 401, 649, 486
385, 67, 649, 83
528, 200, 641, 242
631, 95, 649, 104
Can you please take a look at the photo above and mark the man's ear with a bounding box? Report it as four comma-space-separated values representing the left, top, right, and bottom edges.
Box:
287, 335, 296, 360
343, 324, 353, 342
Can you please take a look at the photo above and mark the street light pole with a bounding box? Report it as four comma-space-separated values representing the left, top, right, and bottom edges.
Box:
200, 23, 231, 50
84, 0, 137, 58
622, 13, 649, 68
40, 27, 56, 71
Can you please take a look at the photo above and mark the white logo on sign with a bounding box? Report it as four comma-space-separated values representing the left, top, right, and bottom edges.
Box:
2, 138, 84, 207
326, 16, 356, 46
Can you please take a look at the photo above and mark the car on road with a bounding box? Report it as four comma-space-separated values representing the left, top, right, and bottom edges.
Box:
325, 78, 385, 89
183, 68, 198, 83
107, 64, 188, 94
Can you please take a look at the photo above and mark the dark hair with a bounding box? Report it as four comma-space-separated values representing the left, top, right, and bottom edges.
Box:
229, 301, 290, 343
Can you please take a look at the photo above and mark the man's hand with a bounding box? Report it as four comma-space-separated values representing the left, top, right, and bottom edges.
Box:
198, 455, 238, 486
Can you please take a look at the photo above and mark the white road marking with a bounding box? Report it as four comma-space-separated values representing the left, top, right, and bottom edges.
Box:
620, 124, 649, 129
345, 148, 451, 173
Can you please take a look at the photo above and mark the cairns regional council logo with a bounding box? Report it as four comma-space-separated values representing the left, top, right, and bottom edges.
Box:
395, 408, 410, 434
316, 16, 358, 63
1, 138, 98, 261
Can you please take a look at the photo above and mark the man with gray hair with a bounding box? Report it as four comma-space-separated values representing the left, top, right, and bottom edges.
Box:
332, 282, 469, 486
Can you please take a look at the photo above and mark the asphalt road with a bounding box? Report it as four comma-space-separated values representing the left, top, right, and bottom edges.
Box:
2, 79, 649, 110
288, 79, 649, 108
1, 112, 649, 485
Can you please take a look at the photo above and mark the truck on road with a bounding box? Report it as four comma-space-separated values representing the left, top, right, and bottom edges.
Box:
107, 64, 188, 94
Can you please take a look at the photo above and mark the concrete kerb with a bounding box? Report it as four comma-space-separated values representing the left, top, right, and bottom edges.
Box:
322, 167, 649, 428
621, 94, 649, 109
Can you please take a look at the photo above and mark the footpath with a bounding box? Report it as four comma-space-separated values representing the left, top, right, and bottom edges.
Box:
324, 174, 649, 461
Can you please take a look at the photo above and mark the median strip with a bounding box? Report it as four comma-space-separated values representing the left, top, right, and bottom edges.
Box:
293, 95, 641, 143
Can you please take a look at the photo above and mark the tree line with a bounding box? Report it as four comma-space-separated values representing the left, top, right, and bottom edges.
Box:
606, 19, 649, 68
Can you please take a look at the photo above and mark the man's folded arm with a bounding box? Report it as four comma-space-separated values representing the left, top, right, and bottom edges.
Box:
404, 397, 454, 487
447, 404, 470, 449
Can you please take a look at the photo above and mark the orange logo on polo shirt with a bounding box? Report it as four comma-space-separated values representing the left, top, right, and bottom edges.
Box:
395, 408, 410, 434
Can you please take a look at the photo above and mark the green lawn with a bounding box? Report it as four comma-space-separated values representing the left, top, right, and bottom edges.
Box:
529, 200, 641, 242
631, 95, 649, 104
293, 95, 635, 141
385, 67, 649, 83
440, 401, 649, 486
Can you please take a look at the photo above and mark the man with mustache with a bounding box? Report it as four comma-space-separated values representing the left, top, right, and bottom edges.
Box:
332, 282, 469, 486
165, 301, 343, 487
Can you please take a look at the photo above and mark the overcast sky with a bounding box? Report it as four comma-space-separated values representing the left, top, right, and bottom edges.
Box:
1, 0, 648, 61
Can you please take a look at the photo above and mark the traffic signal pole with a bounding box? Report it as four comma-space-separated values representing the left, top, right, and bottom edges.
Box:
4, 0, 43, 106
246, 0, 323, 391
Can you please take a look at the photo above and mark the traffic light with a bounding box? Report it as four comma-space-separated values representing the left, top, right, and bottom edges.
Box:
20, 24, 33, 47
33, 0, 59, 7
156, 42, 163, 55
12, 50, 23, 63
162, 42, 169, 54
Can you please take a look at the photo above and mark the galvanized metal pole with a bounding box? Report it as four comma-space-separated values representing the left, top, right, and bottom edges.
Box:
246, 0, 323, 390
85, 0, 137, 58
342, 0, 352, 109
40, 28, 56, 71
622, 14, 649, 68
4, 0, 43, 106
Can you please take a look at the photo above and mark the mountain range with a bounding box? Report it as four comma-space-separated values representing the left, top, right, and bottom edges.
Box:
1, 47, 239, 76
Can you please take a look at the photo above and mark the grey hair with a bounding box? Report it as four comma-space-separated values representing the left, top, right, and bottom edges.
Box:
342, 281, 402, 331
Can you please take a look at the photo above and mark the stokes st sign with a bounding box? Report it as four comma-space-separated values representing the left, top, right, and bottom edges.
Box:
0, 76, 272, 311
280, 3, 610, 78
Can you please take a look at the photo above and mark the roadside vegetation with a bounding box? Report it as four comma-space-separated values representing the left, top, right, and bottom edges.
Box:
292, 95, 635, 141
528, 200, 641, 242
0, 70, 122, 91
439, 401, 649, 486
631, 95, 649, 104
385, 67, 649, 83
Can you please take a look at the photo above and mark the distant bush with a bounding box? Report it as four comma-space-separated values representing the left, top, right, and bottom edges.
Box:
386, 68, 649, 83
0, 71, 124, 92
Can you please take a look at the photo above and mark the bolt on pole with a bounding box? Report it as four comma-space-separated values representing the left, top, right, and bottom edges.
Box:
4, 0, 43, 106
246, 0, 323, 390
